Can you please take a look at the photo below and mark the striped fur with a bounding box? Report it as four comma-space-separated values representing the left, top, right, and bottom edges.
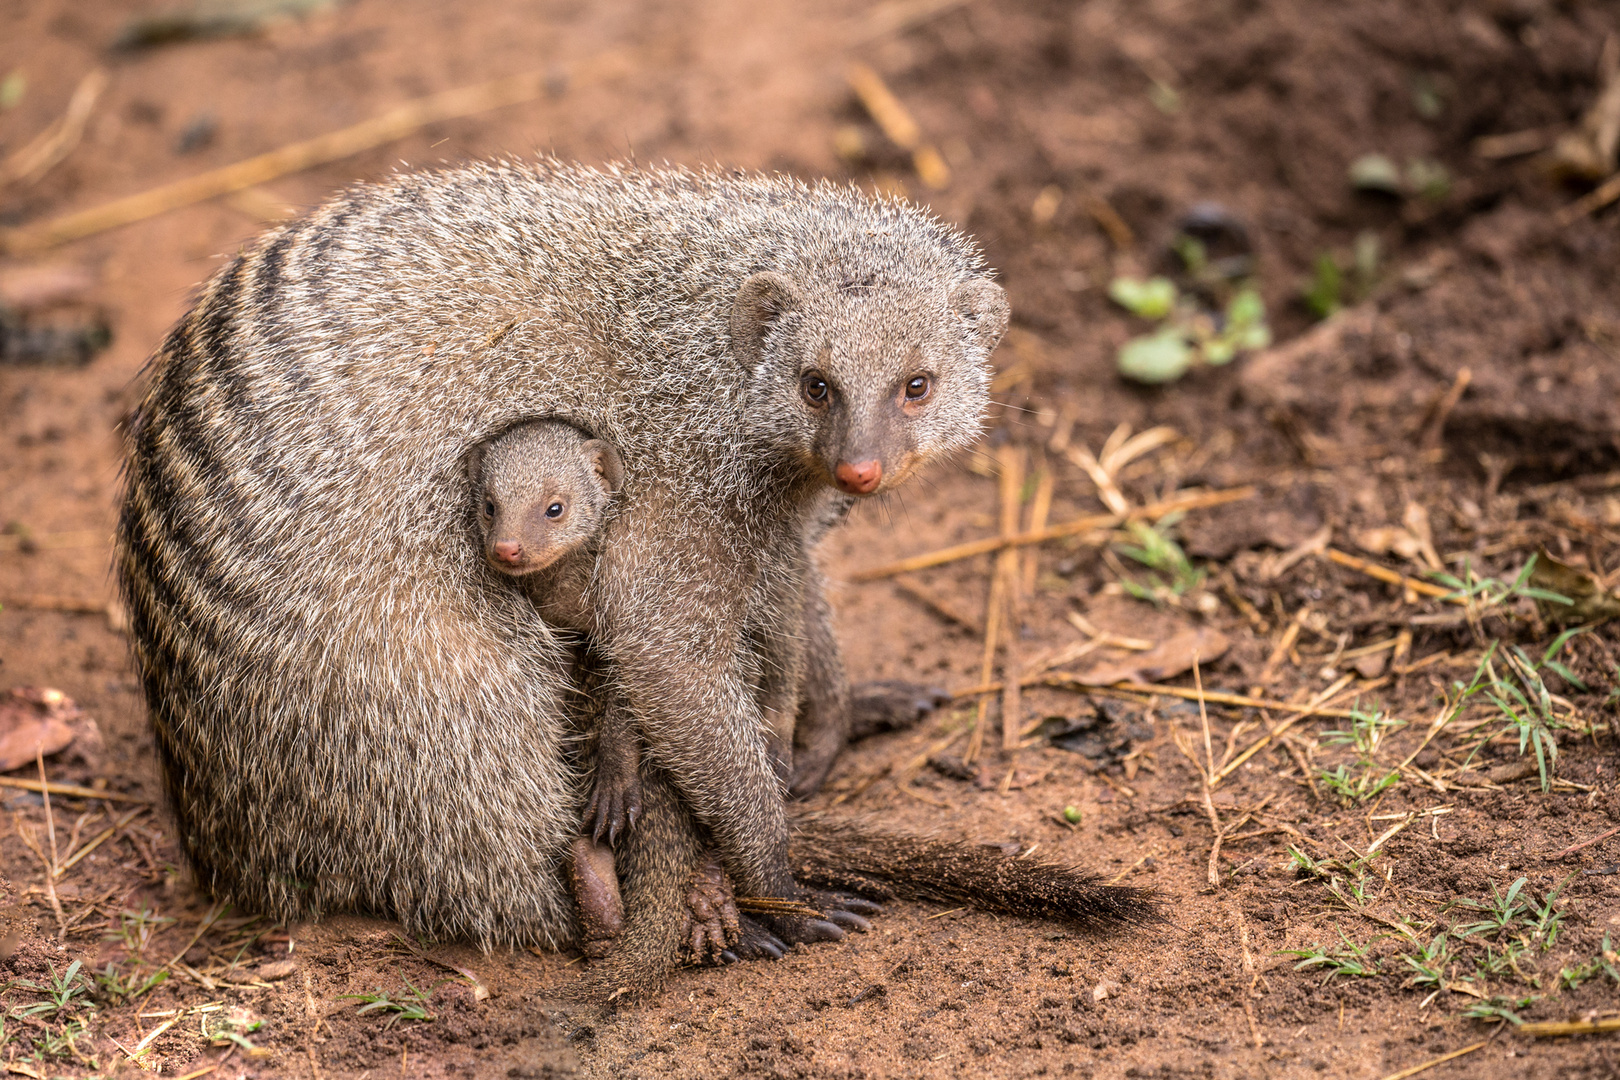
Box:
116, 161, 1000, 950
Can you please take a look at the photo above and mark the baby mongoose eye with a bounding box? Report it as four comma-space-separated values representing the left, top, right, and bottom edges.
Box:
801, 372, 830, 406
546, 502, 565, 518
483, 499, 496, 517
904, 374, 932, 401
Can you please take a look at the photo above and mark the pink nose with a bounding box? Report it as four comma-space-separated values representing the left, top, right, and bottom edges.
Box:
493, 540, 524, 564
834, 459, 882, 495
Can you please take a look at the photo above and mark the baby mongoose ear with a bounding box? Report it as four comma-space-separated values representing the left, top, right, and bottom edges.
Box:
465, 441, 487, 486
948, 278, 1010, 353
583, 439, 625, 495
731, 271, 802, 369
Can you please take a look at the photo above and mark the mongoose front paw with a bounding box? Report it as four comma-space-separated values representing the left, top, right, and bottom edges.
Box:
680, 852, 741, 965
582, 768, 644, 847
847, 681, 951, 741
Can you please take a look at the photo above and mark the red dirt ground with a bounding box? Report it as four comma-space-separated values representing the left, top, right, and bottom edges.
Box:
3, 1, 1620, 1076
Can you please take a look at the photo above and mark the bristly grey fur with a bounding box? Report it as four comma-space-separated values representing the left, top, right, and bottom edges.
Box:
116, 160, 1001, 951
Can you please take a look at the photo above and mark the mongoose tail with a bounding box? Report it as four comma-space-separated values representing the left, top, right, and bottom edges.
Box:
789, 814, 1159, 930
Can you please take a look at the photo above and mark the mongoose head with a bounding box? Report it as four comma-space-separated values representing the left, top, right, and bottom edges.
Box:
468, 422, 624, 576
732, 269, 1008, 497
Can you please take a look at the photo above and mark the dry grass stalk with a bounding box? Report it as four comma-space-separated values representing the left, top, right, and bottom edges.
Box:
849, 0, 979, 44
57, 805, 147, 878
0, 69, 109, 189
848, 485, 1256, 580
892, 576, 984, 634
1519, 1016, 1620, 1037
1211, 673, 1360, 786
1553, 824, 1620, 858
0, 53, 633, 255
1324, 548, 1453, 600
0, 595, 109, 615
1045, 676, 1394, 724
1256, 607, 1308, 685
997, 444, 1026, 753
1020, 458, 1055, 596
845, 62, 951, 189
0, 777, 147, 803
1420, 366, 1472, 450
1376, 1040, 1489, 1080
1556, 170, 1620, 225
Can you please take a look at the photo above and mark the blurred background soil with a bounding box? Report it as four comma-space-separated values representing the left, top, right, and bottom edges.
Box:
3, 0, 1620, 1076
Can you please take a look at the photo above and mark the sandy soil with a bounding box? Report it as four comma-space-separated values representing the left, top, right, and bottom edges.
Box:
3, 0, 1620, 1076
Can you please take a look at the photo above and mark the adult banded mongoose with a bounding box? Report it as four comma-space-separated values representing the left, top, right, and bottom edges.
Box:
117, 161, 1151, 985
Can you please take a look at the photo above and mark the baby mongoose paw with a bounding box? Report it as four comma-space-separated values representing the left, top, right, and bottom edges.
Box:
568, 837, 624, 960
847, 681, 952, 741
582, 767, 643, 847
680, 852, 741, 966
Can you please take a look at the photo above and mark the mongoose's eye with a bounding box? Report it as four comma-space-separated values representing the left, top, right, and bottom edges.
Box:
801, 373, 830, 406
546, 502, 565, 518
904, 375, 932, 401
483, 499, 496, 517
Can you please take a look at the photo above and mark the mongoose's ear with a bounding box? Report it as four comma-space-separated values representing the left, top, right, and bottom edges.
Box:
583, 439, 625, 495
948, 278, 1010, 353
465, 441, 487, 486
731, 271, 802, 369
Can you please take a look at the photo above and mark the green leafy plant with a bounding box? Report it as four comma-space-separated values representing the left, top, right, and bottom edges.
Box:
7, 961, 94, 1020
1460, 994, 1537, 1026
340, 980, 435, 1030
1559, 934, 1620, 989
93, 962, 168, 1003
1112, 518, 1204, 604
1349, 154, 1450, 200
1316, 704, 1403, 805
1280, 927, 1382, 982
1400, 930, 1453, 989
1108, 277, 1271, 384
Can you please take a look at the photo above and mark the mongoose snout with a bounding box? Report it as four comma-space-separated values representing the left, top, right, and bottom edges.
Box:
833, 458, 882, 494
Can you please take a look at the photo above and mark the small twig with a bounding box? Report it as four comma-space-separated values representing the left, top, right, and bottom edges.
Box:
57, 806, 148, 878
1211, 673, 1362, 786
892, 577, 983, 634
845, 62, 950, 189
1324, 548, 1454, 601
0, 68, 109, 188
0, 777, 147, 803
998, 444, 1026, 754
1554, 825, 1620, 859
1557, 170, 1620, 227
849, 486, 1256, 581
0, 54, 634, 255
161, 902, 228, 975
1375, 1040, 1489, 1080
1256, 607, 1308, 685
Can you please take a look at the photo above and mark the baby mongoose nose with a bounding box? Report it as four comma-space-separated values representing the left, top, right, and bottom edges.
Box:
834, 459, 883, 495
492, 539, 524, 564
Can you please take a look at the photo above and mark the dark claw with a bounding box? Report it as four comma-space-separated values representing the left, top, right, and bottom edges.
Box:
719, 949, 739, 964
827, 911, 872, 933
800, 918, 845, 943
829, 895, 883, 917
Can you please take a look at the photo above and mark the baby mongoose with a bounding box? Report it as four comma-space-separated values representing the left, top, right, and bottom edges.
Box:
468, 420, 639, 957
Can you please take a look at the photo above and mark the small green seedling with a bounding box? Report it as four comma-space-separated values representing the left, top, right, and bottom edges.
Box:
1112, 518, 1204, 604
1558, 933, 1619, 990
1449, 877, 1530, 939
340, 980, 435, 1030
1349, 154, 1450, 200
1399, 930, 1453, 989
1108, 277, 1271, 384
7, 961, 94, 1020
1460, 994, 1537, 1026
1280, 927, 1382, 983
